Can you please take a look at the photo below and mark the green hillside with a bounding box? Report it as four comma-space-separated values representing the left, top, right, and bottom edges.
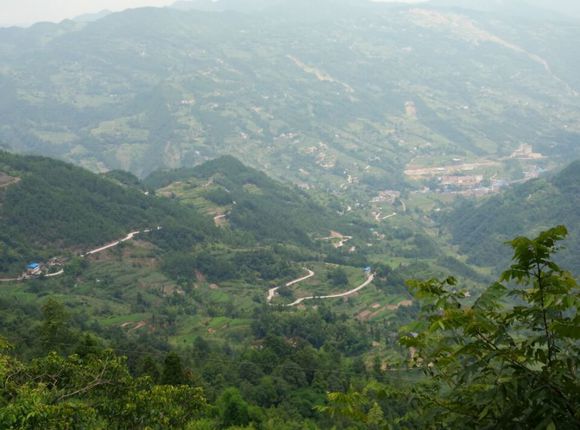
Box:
1, 1, 579, 427
148, 155, 372, 246
443, 160, 580, 272
0, 151, 217, 275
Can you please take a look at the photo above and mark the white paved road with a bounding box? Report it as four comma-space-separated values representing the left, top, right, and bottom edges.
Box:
285, 273, 375, 307
267, 268, 315, 303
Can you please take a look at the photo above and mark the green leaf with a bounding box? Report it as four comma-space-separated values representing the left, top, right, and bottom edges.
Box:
552, 322, 580, 339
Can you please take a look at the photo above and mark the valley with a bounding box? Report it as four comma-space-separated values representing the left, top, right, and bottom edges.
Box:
0, 1, 578, 428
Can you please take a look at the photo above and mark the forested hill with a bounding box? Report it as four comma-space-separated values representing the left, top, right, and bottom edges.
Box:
443, 160, 580, 273
0, 151, 217, 274
147, 155, 370, 246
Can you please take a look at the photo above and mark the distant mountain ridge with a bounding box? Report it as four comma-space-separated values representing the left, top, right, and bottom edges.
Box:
429, 0, 580, 19
73, 10, 113, 23
0, 1, 578, 188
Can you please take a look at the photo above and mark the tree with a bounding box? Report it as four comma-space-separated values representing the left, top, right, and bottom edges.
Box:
39, 299, 75, 354
139, 356, 161, 383
327, 268, 348, 288
193, 336, 210, 359
74, 334, 103, 358
0, 339, 207, 429
400, 225, 580, 428
217, 387, 250, 428
367, 401, 385, 429
162, 352, 185, 385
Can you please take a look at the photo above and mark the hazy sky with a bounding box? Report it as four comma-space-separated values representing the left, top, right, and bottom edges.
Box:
0, 0, 436, 26
0, 0, 176, 26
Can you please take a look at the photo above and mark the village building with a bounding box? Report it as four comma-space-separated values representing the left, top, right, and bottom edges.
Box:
511, 144, 544, 159
26, 262, 42, 276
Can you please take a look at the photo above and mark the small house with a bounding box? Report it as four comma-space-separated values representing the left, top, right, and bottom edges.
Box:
26, 262, 41, 275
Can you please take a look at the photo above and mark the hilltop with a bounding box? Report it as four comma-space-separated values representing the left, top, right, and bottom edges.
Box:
147, 155, 372, 246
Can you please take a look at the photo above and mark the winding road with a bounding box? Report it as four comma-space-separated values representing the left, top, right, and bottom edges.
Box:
268, 268, 375, 307
82, 230, 141, 256
286, 273, 375, 307
375, 211, 397, 221
267, 269, 315, 303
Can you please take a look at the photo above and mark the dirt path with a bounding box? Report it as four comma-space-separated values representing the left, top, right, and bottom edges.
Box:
45, 269, 65, 278
400, 199, 407, 213
267, 268, 315, 303
375, 212, 397, 221
286, 273, 375, 307
83, 231, 141, 256
0, 277, 22, 283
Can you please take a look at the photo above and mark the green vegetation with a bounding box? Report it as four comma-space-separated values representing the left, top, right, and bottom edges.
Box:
443, 161, 580, 273
0, 342, 207, 429
0, 151, 217, 275
148, 155, 372, 247
1, 1, 579, 426
0, 151, 578, 428
2, 221, 577, 428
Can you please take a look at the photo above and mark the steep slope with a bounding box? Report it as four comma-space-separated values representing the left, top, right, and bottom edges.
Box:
0, 151, 217, 274
0, 1, 578, 188
443, 160, 580, 273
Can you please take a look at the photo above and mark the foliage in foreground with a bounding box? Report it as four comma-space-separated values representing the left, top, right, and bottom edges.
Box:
0, 344, 207, 429
322, 226, 580, 429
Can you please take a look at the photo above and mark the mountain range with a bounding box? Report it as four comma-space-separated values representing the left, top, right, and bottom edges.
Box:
0, 0, 578, 192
